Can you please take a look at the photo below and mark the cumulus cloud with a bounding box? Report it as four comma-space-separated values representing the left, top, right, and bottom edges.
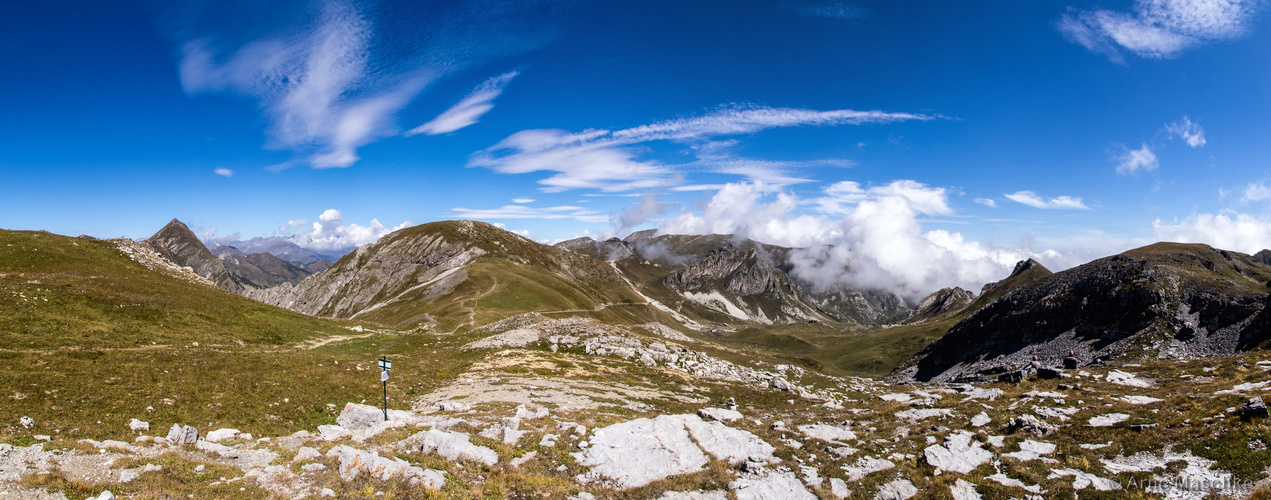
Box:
407, 71, 518, 136
1116, 143, 1159, 174
1058, 0, 1264, 62
450, 205, 609, 223
974, 198, 997, 208
160, 0, 560, 169
1166, 116, 1207, 147
214, 168, 233, 177
1241, 181, 1271, 203
1154, 211, 1271, 252
288, 209, 411, 252
470, 104, 934, 192
657, 181, 1045, 298
1004, 191, 1091, 210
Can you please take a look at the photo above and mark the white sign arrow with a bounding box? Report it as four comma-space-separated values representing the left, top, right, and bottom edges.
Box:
381, 370, 389, 382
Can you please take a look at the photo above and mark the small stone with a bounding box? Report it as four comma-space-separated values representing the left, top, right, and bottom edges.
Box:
19, 416, 33, 428
829, 478, 851, 499
970, 412, 991, 428
1240, 396, 1268, 420
1007, 415, 1057, 436
129, 419, 149, 433
698, 407, 743, 422
336, 403, 386, 431
205, 428, 241, 443
320, 488, 336, 497
770, 420, 786, 430
997, 371, 1023, 384
1037, 368, 1063, 379
165, 424, 198, 445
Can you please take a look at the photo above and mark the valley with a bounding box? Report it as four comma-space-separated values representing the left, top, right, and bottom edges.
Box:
2, 221, 1271, 499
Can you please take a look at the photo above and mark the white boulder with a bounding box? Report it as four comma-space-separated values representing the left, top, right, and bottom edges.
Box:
336, 403, 385, 431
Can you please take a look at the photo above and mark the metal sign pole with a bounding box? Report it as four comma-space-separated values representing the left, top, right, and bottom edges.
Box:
378, 356, 390, 420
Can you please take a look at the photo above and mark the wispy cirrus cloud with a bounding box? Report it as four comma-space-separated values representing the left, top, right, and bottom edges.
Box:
450, 204, 609, 223
1058, 0, 1265, 63
160, 0, 560, 169
974, 198, 997, 208
1005, 191, 1091, 210
798, 2, 867, 21
468, 104, 935, 192
407, 71, 519, 136
214, 168, 234, 177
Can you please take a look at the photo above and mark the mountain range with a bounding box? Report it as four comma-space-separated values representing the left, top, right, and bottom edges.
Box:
137, 217, 1271, 378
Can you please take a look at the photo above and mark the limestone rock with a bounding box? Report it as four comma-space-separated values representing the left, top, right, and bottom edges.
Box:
698, 407, 743, 422
397, 429, 498, 466
875, 478, 918, 500
797, 424, 856, 444
1240, 396, 1268, 420
293, 446, 321, 463
728, 470, 816, 500
327, 445, 444, 488
19, 417, 33, 428
842, 456, 895, 481
829, 478, 851, 499
682, 417, 775, 464
165, 424, 198, 445
950, 479, 981, 500
572, 415, 710, 489
970, 412, 991, 427
1007, 415, 1057, 436
129, 419, 149, 433
205, 428, 241, 443
923, 431, 993, 474
1088, 413, 1130, 427
318, 425, 352, 441
337, 402, 386, 431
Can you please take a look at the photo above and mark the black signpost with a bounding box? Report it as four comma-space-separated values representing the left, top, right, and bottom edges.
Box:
377, 356, 391, 420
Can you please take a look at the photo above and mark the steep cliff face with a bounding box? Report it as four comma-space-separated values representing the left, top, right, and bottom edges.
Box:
145, 219, 243, 293
896, 243, 1271, 382
556, 231, 917, 326
253, 220, 647, 328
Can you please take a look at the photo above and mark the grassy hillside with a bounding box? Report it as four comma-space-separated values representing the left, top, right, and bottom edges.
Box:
0, 229, 493, 445
703, 259, 1055, 377
0, 230, 349, 350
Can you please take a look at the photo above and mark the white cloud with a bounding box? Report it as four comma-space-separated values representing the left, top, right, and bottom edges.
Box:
407, 71, 518, 136
1166, 116, 1207, 147
974, 198, 997, 208
470, 104, 933, 192
166, 0, 558, 169
1058, 0, 1263, 62
1116, 143, 1159, 174
214, 168, 233, 177
287, 209, 411, 252
657, 180, 1046, 298
511, 198, 536, 204
1004, 191, 1091, 210
450, 205, 609, 223
1241, 181, 1271, 203
489, 222, 533, 239
800, 2, 867, 20
1154, 211, 1271, 252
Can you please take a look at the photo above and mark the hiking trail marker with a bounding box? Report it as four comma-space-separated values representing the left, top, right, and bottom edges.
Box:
378, 357, 391, 419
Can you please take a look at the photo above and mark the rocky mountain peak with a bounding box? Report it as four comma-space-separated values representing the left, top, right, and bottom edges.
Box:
146, 218, 242, 293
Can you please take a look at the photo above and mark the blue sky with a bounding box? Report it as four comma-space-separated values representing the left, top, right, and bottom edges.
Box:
2, 0, 1270, 293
